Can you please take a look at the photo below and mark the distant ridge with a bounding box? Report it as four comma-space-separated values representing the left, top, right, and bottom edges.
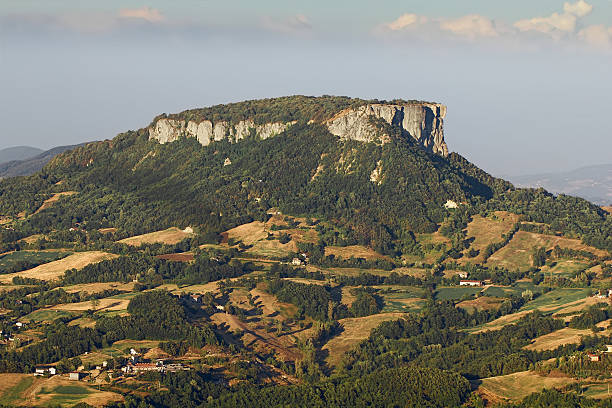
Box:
0, 144, 88, 179
0, 146, 44, 164
509, 163, 612, 205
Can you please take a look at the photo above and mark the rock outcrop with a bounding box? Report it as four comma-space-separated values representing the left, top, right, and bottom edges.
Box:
325, 103, 448, 156
149, 118, 296, 146
149, 102, 448, 156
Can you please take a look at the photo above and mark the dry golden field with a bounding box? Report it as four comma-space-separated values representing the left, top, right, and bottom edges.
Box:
118, 227, 194, 246
323, 313, 406, 367
0, 251, 117, 283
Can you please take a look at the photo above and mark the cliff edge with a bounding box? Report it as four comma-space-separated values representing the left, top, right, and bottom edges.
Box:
148, 98, 448, 156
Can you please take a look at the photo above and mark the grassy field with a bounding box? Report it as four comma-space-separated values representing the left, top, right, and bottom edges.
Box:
487, 231, 606, 271
523, 322, 612, 351
456, 296, 504, 313
434, 286, 483, 301
0, 251, 117, 283
0, 251, 70, 274
378, 288, 426, 313
519, 288, 592, 313
324, 245, 390, 261
541, 260, 588, 277
118, 227, 194, 246
322, 313, 406, 367
24, 309, 75, 323
461, 212, 520, 264
478, 370, 576, 402
0, 375, 33, 406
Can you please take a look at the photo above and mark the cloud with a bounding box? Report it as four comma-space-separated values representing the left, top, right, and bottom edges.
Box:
381, 13, 497, 39
578, 24, 612, 47
563, 0, 593, 17
261, 14, 312, 33
384, 13, 427, 31
513, 0, 592, 35
439, 15, 498, 38
118, 7, 165, 23
514, 12, 577, 34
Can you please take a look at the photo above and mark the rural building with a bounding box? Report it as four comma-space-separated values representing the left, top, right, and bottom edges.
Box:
457, 272, 468, 279
216, 305, 225, 312
34, 366, 56, 376
459, 280, 484, 287
444, 200, 459, 209
69, 372, 86, 380
190, 294, 202, 303
588, 354, 601, 362
606, 345, 612, 353
292, 258, 303, 266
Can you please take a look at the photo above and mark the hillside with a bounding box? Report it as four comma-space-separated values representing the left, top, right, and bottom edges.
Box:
0, 146, 43, 165
0, 144, 86, 179
1, 96, 612, 407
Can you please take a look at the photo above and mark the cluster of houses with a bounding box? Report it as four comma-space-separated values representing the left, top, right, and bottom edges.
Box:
34, 348, 189, 380
587, 345, 612, 362
594, 289, 612, 299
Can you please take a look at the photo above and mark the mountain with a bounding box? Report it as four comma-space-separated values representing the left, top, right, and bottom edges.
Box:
1, 95, 609, 253
0, 146, 43, 164
509, 164, 612, 205
2, 96, 612, 406
0, 144, 86, 179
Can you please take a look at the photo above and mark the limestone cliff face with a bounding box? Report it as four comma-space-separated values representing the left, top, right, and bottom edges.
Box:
325, 103, 447, 156
149, 118, 296, 146
149, 102, 448, 156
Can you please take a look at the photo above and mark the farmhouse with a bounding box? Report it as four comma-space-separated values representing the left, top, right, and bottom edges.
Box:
460, 280, 484, 287
457, 272, 468, 279
34, 366, 56, 376
588, 354, 601, 362
291, 258, 304, 266
69, 372, 86, 380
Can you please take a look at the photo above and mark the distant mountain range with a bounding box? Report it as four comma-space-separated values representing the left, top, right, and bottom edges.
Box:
0, 146, 44, 164
509, 164, 612, 205
0, 144, 87, 179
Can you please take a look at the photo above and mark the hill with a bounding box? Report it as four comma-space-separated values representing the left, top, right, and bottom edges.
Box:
0, 146, 43, 165
0, 144, 86, 179
510, 163, 612, 205
1, 96, 612, 407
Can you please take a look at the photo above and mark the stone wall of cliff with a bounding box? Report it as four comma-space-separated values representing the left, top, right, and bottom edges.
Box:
148, 102, 448, 156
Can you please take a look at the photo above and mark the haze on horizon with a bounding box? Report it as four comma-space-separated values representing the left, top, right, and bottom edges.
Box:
1, 0, 611, 177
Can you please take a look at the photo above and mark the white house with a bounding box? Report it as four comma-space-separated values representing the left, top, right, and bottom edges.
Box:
444, 200, 459, 209
34, 366, 56, 376
459, 280, 484, 287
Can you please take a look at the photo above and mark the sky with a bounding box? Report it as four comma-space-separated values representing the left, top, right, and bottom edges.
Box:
1, 1, 612, 176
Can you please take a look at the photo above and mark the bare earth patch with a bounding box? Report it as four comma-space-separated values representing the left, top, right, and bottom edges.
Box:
0, 251, 117, 283
33, 191, 77, 214
118, 227, 194, 246
323, 313, 406, 367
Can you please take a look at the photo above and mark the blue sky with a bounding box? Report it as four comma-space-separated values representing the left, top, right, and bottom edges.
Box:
1, 1, 611, 175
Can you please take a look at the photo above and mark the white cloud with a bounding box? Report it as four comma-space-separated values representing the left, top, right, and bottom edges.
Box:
439, 15, 498, 38
514, 12, 577, 34
261, 14, 312, 33
513, 1, 592, 35
563, 0, 593, 17
578, 24, 612, 47
118, 7, 165, 23
384, 13, 427, 31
